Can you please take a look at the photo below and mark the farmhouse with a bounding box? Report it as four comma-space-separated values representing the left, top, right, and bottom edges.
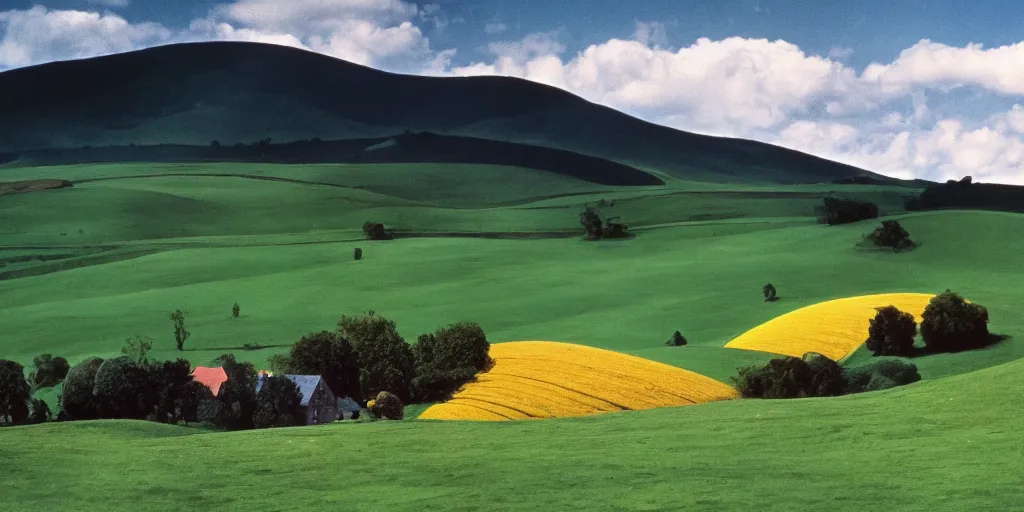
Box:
191, 366, 228, 396
257, 374, 337, 425
337, 396, 363, 420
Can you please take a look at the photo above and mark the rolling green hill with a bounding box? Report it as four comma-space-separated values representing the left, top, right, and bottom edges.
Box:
0, 41, 899, 185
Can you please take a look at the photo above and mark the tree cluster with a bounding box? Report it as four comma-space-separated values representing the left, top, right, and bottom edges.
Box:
362, 222, 393, 241
579, 208, 630, 240
732, 352, 920, 399
865, 220, 916, 252
816, 197, 880, 225
865, 291, 991, 357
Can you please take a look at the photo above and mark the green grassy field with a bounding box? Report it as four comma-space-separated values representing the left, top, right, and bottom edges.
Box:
1, 161, 1022, 510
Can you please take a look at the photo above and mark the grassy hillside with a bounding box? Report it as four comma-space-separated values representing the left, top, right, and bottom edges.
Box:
2, 357, 1022, 511
0, 41, 898, 185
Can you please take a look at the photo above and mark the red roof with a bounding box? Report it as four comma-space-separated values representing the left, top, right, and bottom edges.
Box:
192, 366, 228, 396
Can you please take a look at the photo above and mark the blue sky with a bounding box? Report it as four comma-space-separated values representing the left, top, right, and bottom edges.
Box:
2, 0, 1024, 183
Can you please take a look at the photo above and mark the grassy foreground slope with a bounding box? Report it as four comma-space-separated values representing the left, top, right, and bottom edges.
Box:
2, 358, 1022, 511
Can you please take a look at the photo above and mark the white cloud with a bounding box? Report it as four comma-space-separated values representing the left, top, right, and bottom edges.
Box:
86, 0, 130, 7
828, 46, 853, 59
484, 22, 507, 34
861, 39, 1024, 96
632, 21, 668, 48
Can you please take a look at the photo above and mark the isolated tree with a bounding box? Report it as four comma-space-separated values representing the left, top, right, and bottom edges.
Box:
762, 283, 778, 302
866, 220, 915, 251
665, 331, 688, 347
865, 306, 918, 357
579, 209, 603, 240
411, 321, 493, 402
61, 357, 104, 420
121, 335, 154, 366
368, 390, 404, 420
339, 312, 414, 401
170, 309, 190, 351
232, 303, 240, 318
920, 290, 990, 352
285, 331, 362, 401
0, 360, 31, 426
253, 375, 304, 428
29, 354, 70, 390
362, 222, 393, 241
354, 247, 363, 261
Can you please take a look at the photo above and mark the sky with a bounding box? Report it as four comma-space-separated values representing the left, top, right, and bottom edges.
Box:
2, 1, 1024, 184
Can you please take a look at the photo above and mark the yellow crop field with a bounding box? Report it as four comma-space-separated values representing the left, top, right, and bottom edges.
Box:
418, 341, 739, 421
724, 293, 936, 361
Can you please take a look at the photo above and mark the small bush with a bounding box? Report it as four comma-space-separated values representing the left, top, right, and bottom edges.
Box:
61, 357, 104, 420
762, 283, 777, 302
920, 290, 990, 352
665, 331, 688, 347
232, 303, 240, 318
354, 247, 363, 260
29, 354, 70, 390
865, 220, 916, 251
362, 222, 393, 240
865, 306, 918, 357
254, 375, 304, 428
844, 359, 921, 394
817, 197, 879, 225
602, 217, 629, 239
368, 391, 404, 420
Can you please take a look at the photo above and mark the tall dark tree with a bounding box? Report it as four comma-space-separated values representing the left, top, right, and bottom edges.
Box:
253, 375, 304, 428
579, 209, 603, 240
339, 312, 414, 401
147, 358, 194, 423
865, 306, 918, 357
412, 322, 493, 402
176, 380, 213, 425
29, 354, 70, 390
61, 357, 104, 420
92, 356, 151, 419
0, 360, 31, 426
208, 355, 258, 430
284, 331, 362, 400
920, 290, 990, 352
170, 309, 190, 351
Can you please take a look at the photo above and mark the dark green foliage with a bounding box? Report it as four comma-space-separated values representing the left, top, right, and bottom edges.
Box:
369, 391, 404, 420
339, 312, 414, 401
960, 176, 973, 185
170, 309, 190, 351
817, 196, 880, 225
362, 222, 393, 240
411, 321, 493, 402
176, 380, 213, 425
0, 360, 31, 426
254, 375, 304, 428
802, 353, 845, 398
732, 357, 814, 399
29, 354, 70, 390
579, 208, 603, 239
147, 358, 194, 424
665, 331, 688, 347
866, 306, 918, 357
92, 356, 151, 419
121, 335, 154, 366
921, 290, 990, 352
268, 353, 296, 375
844, 359, 921, 394
602, 217, 629, 239
762, 283, 777, 302
61, 357, 104, 420
866, 220, 916, 251
207, 355, 258, 430
232, 303, 240, 318
354, 247, 363, 260
284, 331, 362, 401
26, 398, 51, 425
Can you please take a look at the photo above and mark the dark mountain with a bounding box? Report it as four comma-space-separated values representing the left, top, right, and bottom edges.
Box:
0, 41, 893, 184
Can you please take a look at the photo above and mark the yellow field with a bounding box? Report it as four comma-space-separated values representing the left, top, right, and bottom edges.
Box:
723, 293, 936, 361
418, 341, 739, 421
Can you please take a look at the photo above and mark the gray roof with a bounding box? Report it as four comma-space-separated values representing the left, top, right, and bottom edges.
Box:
338, 396, 362, 412
256, 374, 325, 407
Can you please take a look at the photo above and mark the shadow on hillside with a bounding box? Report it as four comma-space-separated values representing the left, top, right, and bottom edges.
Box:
910, 333, 1012, 357
192, 344, 291, 352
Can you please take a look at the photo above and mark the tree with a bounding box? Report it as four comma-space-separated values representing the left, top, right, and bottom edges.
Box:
339, 312, 414, 401
762, 283, 778, 302
147, 358, 193, 423
284, 331, 362, 401
232, 303, 240, 318
411, 322, 493, 402
26, 398, 51, 425
865, 306, 918, 357
354, 248, 363, 260
602, 216, 630, 239
732, 357, 814, 399
253, 375, 304, 428
29, 354, 70, 390
92, 356, 152, 419
920, 290, 990, 352
368, 391, 404, 420
665, 331, 688, 347
803, 353, 845, 397
121, 335, 154, 366
817, 197, 879, 225
0, 360, 31, 426
579, 208, 603, 240
207, 355, 257, 430
176, 380, 212, 425
61, 357, 104, 420
866, 220, 916, 251
362, 222, 393, 241
170, 309, 190, 351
